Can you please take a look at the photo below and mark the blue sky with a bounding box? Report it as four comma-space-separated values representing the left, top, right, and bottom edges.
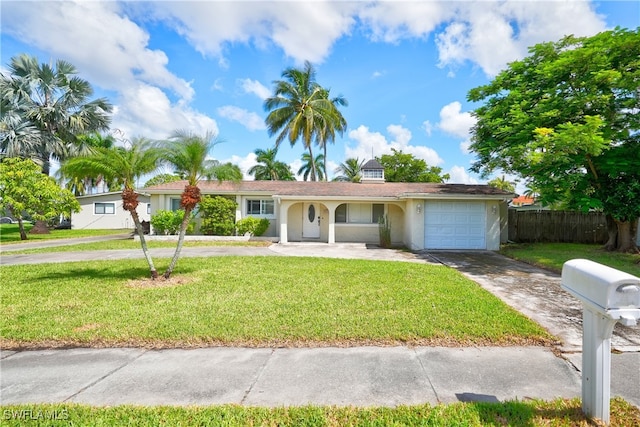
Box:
2, 1, 639, 190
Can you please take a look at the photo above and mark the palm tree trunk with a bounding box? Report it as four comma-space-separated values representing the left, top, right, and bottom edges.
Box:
130, 208, 158, 279
308, 145, 317, 182
163, 207, 192, 279
323, 143, 328, 181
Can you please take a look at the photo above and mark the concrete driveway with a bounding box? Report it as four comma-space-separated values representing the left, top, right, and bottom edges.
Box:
422, 251, 640, 353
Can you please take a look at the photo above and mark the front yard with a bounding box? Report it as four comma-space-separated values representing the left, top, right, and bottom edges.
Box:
0, 256, 552, 349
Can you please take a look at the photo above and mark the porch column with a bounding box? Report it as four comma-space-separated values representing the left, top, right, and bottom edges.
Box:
235, 195, 242, 222
328, 206, 335, 244
279, 200, 291, 244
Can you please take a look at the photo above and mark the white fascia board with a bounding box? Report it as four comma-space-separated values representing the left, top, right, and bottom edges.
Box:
398, 193, 514, 200
274, 195, 400, 202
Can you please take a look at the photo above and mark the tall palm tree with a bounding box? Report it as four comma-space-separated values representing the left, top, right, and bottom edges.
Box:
159, 130, 239, 279
264, 61, 344, 182
316, 89, 348, 180
61, 138, 162, 279
248, 146, 295, 180
1, 54, 112, 175
298, 153, 325, 181
333, 157, 364, 182
1, 54, 112, 234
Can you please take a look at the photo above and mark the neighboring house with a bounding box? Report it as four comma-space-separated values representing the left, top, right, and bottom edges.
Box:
72, 192, 150, 230
510, 195, 535, 207
144, 164, 513, 250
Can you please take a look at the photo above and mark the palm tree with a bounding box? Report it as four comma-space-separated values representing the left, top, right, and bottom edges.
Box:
61, 138, 162, 279
298, 153, 325, 181
316, 89, 348, 180
1, 54, 112, 175
248, 146, 295, 181
333, 157, 364, 182
159, 130, 239, 279
0, 98, 41, 159
264, 61, 344, 182
57, 132, 116, 195
487, 175, 516, 193
1, 54, 112, 234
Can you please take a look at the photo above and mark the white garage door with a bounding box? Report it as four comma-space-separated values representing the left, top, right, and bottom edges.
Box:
424, 201, 486, 249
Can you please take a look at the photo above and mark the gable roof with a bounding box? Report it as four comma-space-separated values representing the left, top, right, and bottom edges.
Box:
144, 180, 513, 200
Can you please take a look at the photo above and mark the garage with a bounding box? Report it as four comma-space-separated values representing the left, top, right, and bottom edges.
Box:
424, 201, 486, 249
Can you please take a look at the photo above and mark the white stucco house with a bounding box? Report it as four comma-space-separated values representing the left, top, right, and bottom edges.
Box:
72, 191, 151, 230
143, 163, 513, 250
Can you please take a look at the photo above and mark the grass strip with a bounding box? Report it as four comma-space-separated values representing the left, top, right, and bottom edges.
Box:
3, 239, 272, 254
0, 225, 129, 244
500, 243, 640, 276
0, 256, 552, 348
1, 398, 638, 426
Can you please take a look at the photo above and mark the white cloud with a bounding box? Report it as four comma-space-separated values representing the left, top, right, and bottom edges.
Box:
149, 2, 359, 64
354, 0, 606, 76
239, 78, 271, 100
459, 140, 471, 155
447, 166, 479, 185
438, 101, 476, 138
1, 1, 221, 142
358, 1, 453, 42
346, 124, 443, 166
2, 1, 193, 99
434, 1, 606, 76
422, 120, 433, 137
225, 152, 257, 180
217, 106, 266, 131
113, 83, 218, 140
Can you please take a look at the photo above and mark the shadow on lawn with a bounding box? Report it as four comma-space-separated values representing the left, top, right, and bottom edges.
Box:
469, 400, 597, 426
32, 264, 200, 282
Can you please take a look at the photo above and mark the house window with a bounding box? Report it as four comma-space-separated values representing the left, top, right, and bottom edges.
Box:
170, 198, 181, 211
94, 202, 116, 215
147, 204, 151, 215
246, 199, 274, 217
363, 169, 384, 179
372, 203, 385, 223
335, 203, 384, 223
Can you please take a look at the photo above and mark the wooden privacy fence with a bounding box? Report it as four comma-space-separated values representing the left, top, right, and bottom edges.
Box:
508, 210, 608, 243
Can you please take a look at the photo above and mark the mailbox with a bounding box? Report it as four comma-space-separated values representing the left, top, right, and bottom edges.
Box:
562, 259, 640, 326
561, 259, 640, 424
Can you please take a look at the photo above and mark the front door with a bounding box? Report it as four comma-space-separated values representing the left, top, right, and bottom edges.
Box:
302, 203, 320, 238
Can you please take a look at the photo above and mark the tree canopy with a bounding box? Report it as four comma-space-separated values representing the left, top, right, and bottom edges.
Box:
377, 149, 449, 183
264, 61, 347, 181
0, 54, 112, 175
0, 158, 80, 240
468, 27, 640, 251
248, 147, 295, 181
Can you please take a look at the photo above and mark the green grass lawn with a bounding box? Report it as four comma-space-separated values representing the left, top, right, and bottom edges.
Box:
500, 243, 640, 276
0, 224, 130, 244
0, 256, 552, 348
1, 399, 638, 426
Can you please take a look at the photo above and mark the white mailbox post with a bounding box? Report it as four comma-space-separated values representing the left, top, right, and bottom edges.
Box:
561, 259, 640, 424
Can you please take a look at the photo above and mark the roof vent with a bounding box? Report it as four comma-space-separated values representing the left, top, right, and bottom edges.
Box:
361, 159, 385, 184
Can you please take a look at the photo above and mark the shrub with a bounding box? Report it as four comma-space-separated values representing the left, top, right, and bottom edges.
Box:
151, 210, 194, 235
379, 214, 391, 248
200, 196, 237, 236
236, 216, 270, 236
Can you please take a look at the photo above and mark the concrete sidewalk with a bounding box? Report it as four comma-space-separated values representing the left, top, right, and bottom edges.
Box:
1, 346, 635, 407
